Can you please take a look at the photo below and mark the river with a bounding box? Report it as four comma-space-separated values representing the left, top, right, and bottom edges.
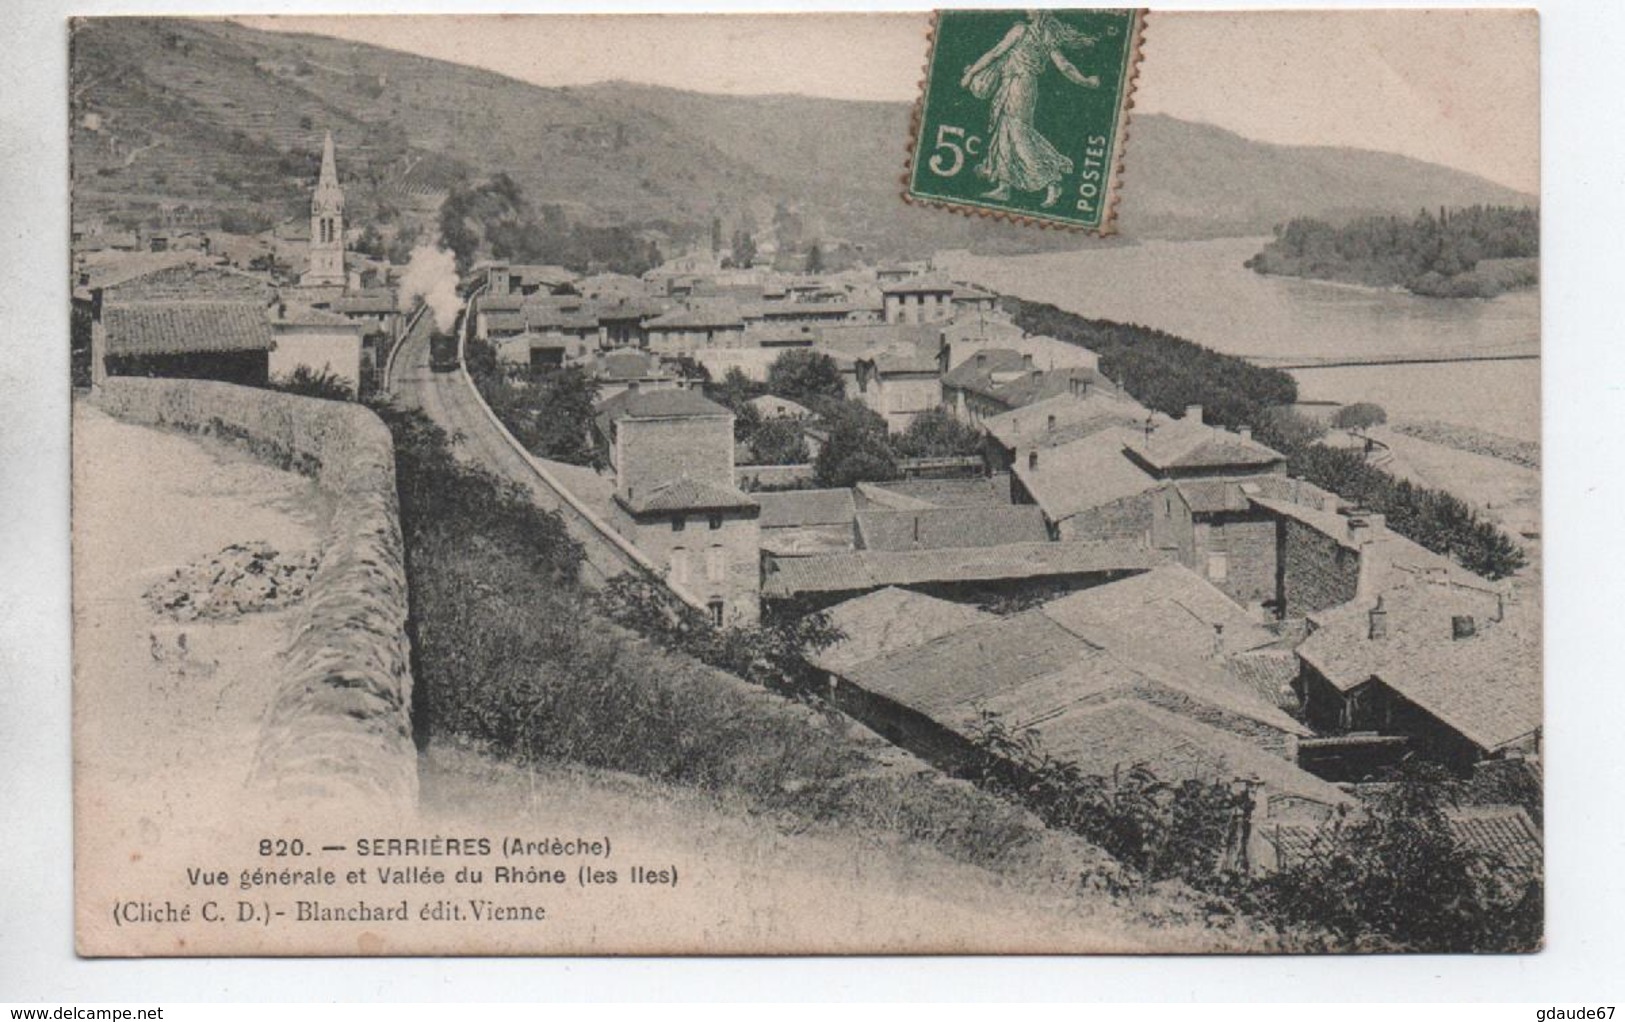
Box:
953, 237, 1541, 442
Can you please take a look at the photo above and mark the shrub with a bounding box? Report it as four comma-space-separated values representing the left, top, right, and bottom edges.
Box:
1331, 402, 1388, 430
269, 366, 353, 402
1250, 762, 1543, 952
895, 407, 986, 458
968, 712, 1251, 889
969, 715, 1541, 951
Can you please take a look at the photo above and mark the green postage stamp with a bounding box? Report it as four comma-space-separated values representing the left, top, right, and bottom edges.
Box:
907, 8, 1145, 232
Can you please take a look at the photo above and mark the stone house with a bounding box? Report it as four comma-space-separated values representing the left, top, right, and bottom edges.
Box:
268, 303, 365, 392
598, 388, 761, 626
811, 600, 1347, 828
941, 349, 1107, 425
643, 301, 747, 355
881, 275, 956, 324
1293, 577, 1537, 773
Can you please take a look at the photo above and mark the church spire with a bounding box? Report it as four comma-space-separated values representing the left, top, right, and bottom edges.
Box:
302, 130, 347, 288
313, 131, 343, 213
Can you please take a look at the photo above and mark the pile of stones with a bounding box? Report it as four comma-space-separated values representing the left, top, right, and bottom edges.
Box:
146, 542, 318, 621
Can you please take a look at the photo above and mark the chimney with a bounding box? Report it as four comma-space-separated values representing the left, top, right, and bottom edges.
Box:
1452, 615, 1477, 640
1185, 404, 1203, 423
1238, 426, 1253, 441
1346, 512, 1379, 546
1368, 596, 1388, 640
1028, 450, 1039, 472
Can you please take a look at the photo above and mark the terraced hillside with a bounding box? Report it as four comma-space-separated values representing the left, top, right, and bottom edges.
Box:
71, 17, 1535, 251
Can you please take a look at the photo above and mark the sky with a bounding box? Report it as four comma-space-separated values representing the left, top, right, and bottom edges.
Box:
238, 9, 1538, 196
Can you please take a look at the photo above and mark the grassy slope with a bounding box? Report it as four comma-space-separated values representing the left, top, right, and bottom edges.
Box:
420, 738, 1285, 952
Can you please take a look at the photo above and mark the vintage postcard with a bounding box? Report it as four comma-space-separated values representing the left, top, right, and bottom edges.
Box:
72, 9, 1542, 956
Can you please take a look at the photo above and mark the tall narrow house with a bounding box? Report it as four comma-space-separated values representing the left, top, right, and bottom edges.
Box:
302, 132, 346, 288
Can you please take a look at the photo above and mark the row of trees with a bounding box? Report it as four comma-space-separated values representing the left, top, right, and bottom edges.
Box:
1245, 205, 1539, 296
1008, 298, 1300, 428
465, 337, 603, 467
1010, 297, 1526, 580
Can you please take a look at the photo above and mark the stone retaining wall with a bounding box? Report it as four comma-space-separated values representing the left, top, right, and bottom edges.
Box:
93, 378, 417, 807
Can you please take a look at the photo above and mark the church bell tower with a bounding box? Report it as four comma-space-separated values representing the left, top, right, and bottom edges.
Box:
302, 131, 346, 288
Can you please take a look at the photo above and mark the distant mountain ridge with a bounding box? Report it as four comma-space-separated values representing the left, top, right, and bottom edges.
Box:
70, 17, 1535, 255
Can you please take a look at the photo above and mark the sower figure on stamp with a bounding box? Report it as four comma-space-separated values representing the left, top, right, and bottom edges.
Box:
960, 10, 1101, 208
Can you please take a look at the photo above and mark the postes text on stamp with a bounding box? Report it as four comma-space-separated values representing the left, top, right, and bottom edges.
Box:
907, 8, 1144, 232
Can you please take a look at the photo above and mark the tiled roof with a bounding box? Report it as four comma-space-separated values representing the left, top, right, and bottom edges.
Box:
489, 306, 602, 333
475, 292, 527, 313
103, 301, 274, 357
1015, 699, 1349, 809
814, 323, 943, 356
953, 284, 999, 301
881, 274, 957, 295
598, 387, 731, 421
504, 264, 574, 286
1126, 418, 1285, 472
943, 348, 1104, 404
980, 643, 1310, 740
756, 488, 858, 530
1042, 564, 1278, 664
1011, 428, 1161, 523
1267, 805, 1541, 882
275, 304, 356, 327
984, 367, 1105, 410
753, 301, 857, 319
1226, 650, 1305, 711
809, 587, 995, 675
596, 350, 667, 381
645, 301, 746, 329
984, 392, 1150, 452
942, 348, 1031, 388
1297, 583, 1539, 752
99, 261, 277, 303
855, 476, 1014, 509
328, 291, 398, 314
759, 525, 858, 557
762, 539, 1160, 598
1443, 806, 1543, 881
852, 482, 940, 511
843, 347, 943, 376
841, 610, 1094, 716
855, 505, 1050, 552
1176, 477, 1271, 515
620, 476, 758, 514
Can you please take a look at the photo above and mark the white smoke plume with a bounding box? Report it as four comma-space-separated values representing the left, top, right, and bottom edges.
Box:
399, 244, 460, 332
